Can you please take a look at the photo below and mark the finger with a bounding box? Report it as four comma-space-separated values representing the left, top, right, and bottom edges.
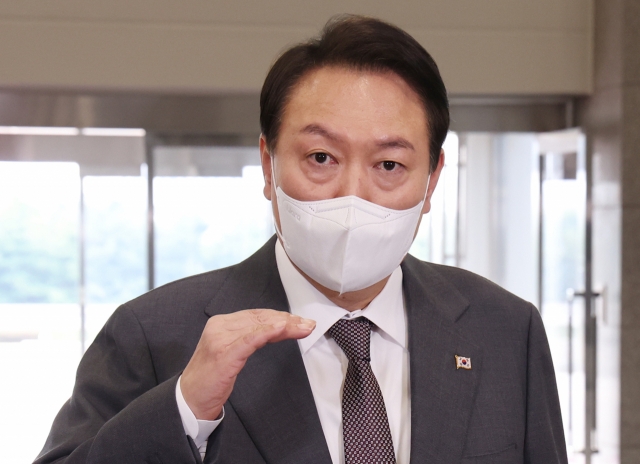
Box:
224, 322, 288, 362
236, 318, 310, 348
203, 313, 314, 354
226, 318, 315, 361
219, 309, 303, 331
268, 318, 316, 343
206, 310, 283, 333
209, 317, 316, 365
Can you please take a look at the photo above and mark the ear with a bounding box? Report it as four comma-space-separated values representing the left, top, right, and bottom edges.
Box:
259, 135, 273, 201
421, 149, 445, 215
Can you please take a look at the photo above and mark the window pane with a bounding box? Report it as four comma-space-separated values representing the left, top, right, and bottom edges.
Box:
83, 175, 147, 345
0, 162, 81, 463
154, 147, 273, 287
84, 176, 147, 304
0, 162, 80, 303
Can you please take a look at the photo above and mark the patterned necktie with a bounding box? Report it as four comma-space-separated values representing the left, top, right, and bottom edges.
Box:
329, 317, 396, 464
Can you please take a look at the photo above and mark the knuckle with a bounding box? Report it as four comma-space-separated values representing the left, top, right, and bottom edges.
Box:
249, 309, 270, 324
243, 325, 263, 343
212, 345, 229, 362
243, 331, 258, 345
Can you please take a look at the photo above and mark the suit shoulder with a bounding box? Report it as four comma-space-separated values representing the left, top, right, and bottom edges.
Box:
117, 237, 279, 323
120, 265, 236, 322
437, 263, 529, 305
404, 254, 535, 320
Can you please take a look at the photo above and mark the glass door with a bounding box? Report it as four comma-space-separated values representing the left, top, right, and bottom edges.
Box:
0, 162, 82, 463
453, 129, 609, 462
0, 130, 147, 463
148, 143, 275, 287
538, 129, 601, 464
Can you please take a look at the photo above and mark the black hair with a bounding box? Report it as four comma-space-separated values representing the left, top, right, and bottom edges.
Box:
260, 14, 450, 171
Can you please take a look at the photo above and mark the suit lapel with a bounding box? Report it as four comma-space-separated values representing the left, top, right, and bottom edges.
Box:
204, 237, 332, 464
402, 256, 483, 463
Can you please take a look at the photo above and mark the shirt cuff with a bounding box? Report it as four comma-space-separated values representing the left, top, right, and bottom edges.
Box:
176, 375, 224, 450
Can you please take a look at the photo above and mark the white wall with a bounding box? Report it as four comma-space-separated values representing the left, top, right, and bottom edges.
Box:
0, 0, 593, 95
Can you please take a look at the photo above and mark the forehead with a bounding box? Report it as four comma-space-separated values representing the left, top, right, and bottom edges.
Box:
281, 66, 428, 141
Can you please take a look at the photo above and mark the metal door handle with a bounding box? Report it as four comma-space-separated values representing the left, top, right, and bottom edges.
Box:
565, 288, 602, 456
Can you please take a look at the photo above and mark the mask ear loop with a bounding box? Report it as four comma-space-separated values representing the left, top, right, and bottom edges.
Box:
415, 172, 432, 211
408, 173, 432, 244
423, 173, 431, 202
269, 151, 277, 190
269, 152, 286, 244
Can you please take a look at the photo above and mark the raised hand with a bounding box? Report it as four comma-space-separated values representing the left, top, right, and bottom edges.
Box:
180, 309, 316, 420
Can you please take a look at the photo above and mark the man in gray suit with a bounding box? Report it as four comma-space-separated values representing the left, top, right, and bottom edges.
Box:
36, 15, 567, 464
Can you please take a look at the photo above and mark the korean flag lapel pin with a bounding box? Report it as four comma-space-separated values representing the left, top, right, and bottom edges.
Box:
455, 355, 472, 370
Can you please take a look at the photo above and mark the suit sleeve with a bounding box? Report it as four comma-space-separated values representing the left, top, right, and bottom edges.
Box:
34, 304, 201, 464
524, 304, 568, 464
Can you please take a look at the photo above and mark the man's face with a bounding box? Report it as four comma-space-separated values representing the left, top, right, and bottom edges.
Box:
260, 65, 444, 231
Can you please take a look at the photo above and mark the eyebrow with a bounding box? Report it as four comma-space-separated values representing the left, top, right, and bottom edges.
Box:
377, 138, 415, 151
300, 124, 344, 143
300, 123, 415, 151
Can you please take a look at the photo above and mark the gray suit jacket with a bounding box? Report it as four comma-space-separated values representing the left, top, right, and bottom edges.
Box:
35, 236, 567, 464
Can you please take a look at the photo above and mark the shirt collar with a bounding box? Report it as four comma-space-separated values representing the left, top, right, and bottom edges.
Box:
275, 240, 407, 354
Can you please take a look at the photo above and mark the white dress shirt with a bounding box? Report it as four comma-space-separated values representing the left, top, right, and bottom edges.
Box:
176, 240, 411, 463
176, 378, 222, 459
275, 241, 411, 464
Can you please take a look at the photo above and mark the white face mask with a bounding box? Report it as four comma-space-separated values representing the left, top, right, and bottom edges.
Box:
272, 160, 428, 293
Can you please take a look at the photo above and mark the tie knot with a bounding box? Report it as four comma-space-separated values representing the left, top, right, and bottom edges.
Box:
328, 317, 372, 362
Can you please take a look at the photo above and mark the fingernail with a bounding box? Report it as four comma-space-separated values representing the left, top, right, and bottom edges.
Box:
300, 318, 315, 325
273, 320, 287, 329
297, 322, 315, 330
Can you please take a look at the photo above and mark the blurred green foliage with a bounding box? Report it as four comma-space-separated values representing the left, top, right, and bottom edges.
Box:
0, 187, 79, 303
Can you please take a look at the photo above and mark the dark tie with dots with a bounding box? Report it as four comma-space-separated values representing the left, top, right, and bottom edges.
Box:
328, 317, 396, 464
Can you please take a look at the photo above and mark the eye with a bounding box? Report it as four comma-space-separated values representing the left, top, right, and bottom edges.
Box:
312, 152, 330, 164
382, 161, 398, 171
